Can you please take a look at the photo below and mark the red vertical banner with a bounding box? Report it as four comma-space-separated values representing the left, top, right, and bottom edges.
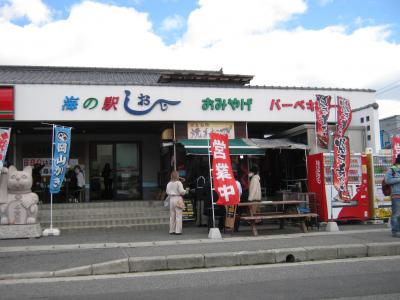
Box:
333, 135, 351, 202
210, 133, 239, 206
315, 94, 331, 149
392, 136, 400, 163
336, 96, 352, 137
307, 153, 329, 222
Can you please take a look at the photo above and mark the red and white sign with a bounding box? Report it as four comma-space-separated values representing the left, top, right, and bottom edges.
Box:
315, 94, 331, 149
392, 136, 400, 164
333, 136, 351, 202
0, 128, 11, 168
209, 133, 239, 206
336, 96, 352, 137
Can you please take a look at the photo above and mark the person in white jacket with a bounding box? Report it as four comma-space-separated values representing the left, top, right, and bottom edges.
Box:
166, 170, 189, 235
248, 166, 261, 217
73, 165, 85, 203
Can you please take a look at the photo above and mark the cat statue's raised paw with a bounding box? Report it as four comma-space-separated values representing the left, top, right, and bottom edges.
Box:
0, 166, 39, 225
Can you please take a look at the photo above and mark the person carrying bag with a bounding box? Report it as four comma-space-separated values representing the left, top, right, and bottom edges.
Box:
166, 170, 188, 235
385, 154, 400, 238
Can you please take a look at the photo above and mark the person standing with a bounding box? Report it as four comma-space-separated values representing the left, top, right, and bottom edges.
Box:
102, 163, 113, 199
248, 166, 261, 217
166, 170, 188, 235
74, 165, 85, 203
385, 154, 400, 238
67, 167, 77, 203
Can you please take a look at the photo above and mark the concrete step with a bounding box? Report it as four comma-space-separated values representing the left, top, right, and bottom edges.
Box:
39, 201, 164, 210
40, 218, 170, 230
38, 207, 168, 217
38, 212, 170, 222
38, 200, 171, 230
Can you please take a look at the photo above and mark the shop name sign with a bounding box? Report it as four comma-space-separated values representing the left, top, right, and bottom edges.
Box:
61, 89, 181, 116
201, 97, 252, 111
269, 99, 315, 112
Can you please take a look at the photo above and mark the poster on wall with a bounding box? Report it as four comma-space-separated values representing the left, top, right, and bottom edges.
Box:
392, 136, 400, 163
210, 132, 239, 206
336, 96, 352, 137
0, 128, 11, 169
49, 125, 72, 194
315, 95, 331, 149
188, 122, 234, 139
23, 158, 78, 177
333, 135, 351, 202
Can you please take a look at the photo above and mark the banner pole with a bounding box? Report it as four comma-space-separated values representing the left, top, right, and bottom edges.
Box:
207, 138, 216, 228
326, 94, 339, 232
50, 124, 54, 230
50, 194, 53, 230
314, 94, 318, 153
43, 124, 60, 236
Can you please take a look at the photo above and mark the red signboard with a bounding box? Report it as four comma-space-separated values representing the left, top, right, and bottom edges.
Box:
0, 87, 14, 120
336, 96, 352, 137
333, 135, 351, 202
307, 153, 329, 222
392, 136, 400, 164
315, 94, 331, 149
210, 133, 240, 206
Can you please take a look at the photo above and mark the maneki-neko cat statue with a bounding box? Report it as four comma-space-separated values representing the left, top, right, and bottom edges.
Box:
0, 166, 39, 225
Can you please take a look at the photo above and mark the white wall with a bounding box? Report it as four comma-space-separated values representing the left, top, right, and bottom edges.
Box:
14, 84, 375, 123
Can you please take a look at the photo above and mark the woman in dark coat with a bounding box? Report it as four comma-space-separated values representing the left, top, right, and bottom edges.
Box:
102, 163, 113, 199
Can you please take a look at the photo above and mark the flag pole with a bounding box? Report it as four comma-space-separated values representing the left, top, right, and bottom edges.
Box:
207, 135, 222, 239
326, 94, 339, 232
207, 138, 216, 228
43, 124, 60, 236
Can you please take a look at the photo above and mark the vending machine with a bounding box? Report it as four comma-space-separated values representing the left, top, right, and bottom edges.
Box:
366, 152, 392, 220
307, 153, 369, 222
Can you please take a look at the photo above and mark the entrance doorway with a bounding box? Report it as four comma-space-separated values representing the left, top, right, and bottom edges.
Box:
89, 142, 142, 200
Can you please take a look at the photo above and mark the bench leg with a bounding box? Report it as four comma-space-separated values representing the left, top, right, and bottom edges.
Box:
300, 219, 308, 233
279, 219, 285, 229
251, 221, 258, 236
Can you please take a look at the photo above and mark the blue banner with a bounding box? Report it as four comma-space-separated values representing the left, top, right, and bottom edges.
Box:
49, 125, 71, 194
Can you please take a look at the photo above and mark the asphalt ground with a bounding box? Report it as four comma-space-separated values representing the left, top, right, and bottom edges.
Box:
0, 222, 397, 276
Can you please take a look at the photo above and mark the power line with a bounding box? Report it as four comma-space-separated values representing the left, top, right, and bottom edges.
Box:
376, 79, 400, 92
376, 84, 400, 95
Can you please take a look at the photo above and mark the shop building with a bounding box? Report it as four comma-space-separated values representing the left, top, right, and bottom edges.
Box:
0, 65, 378, 203
380, 115, 400, 149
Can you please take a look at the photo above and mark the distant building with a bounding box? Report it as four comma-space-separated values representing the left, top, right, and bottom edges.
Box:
380, 115, 400, 149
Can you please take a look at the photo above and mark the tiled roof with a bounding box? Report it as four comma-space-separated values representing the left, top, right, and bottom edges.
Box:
0, 65, 161, 85
0, 65, 376, 92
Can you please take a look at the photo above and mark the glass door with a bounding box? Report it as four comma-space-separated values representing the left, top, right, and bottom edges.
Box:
89, 142, 141, 200
90, 144, 113, 200
115, 143, 141, 200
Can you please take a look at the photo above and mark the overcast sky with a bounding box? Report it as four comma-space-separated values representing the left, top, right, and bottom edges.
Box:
0, 0, 399, 119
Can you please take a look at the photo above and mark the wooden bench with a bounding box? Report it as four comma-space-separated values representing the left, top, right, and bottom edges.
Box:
240, 213, 318, 236
230, 201, 318, 236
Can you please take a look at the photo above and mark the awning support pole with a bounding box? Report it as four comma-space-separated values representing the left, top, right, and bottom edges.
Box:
173, 122, 177, 171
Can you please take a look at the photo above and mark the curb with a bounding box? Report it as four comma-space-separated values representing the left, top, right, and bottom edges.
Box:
1, 242, 400, 280
0, 228, 390, 254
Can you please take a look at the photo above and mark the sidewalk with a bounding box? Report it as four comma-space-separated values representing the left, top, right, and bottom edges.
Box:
0, 222, 399, 279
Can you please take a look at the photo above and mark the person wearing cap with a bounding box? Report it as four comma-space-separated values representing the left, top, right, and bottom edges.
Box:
385, 154, 400, 238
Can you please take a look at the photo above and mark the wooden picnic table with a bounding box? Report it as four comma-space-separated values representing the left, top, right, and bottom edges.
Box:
233, 200, 318, 236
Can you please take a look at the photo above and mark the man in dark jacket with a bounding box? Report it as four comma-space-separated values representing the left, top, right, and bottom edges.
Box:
385, 154, 400, 237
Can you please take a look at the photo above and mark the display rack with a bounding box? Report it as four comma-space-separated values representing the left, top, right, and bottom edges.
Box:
371, 154, 392, 219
